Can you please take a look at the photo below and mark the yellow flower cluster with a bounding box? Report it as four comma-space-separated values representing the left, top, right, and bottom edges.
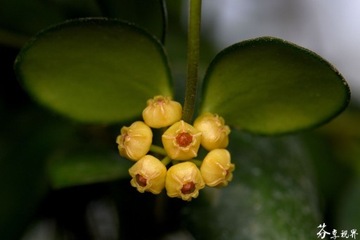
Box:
116, 95, 235, 201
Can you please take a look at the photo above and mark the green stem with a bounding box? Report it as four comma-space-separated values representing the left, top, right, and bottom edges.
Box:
150, 145, 167, 156
160, 0, 168, 45
161, 156, 172, 166
183, 0, 202, 123
191, 159, 203, 167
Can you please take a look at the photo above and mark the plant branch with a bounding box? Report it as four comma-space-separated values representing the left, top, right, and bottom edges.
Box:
150, 144, 167, 156
160, 0, 168, 45
183, 0, 202, 123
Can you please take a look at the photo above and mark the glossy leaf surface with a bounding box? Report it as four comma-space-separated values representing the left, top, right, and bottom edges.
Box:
15, 18, 172, 123
201, 37, 350, 135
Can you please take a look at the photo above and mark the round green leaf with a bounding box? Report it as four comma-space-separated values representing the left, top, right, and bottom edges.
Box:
200, 37, 350, 135
15, 18, 172, 123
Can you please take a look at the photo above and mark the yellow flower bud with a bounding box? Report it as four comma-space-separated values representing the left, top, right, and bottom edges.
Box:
128, 155, 167, 194
116, 121, 152, 161
165, 162, 205, 201
162, 120, 202, 160
142, 95, 182, 128
193, 113, 230, 151
200, 149, 234, 187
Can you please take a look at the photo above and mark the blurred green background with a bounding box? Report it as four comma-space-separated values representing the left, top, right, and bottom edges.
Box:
1, 0, 359, 239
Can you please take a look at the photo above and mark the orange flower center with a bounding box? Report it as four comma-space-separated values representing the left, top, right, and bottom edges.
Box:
181, 182, 196, 194
176, 132, 193, 147
136, 174, 147, 187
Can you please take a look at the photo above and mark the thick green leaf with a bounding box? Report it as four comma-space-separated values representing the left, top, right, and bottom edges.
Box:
184, 131, 321, 239
200, 37, 350, 135
48, 150, 131, 189
15, 18, 172, 123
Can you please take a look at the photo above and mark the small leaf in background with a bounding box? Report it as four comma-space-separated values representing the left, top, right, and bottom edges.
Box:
0, 109, 75, 240
200, 37, 350, 135
0, 0, 68, 46
97, 0, 166, 42
15, 18, 173, 123
0, 0, 166, 48
48, 150, 131, 189
337, 177, 360, 230
184, 131, 321, 239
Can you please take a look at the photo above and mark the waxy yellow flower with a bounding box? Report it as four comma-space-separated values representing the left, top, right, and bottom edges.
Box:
162, 120, 202, 160
142, 95, 182, 128
165, 162, 205, 201
116, 121, 152, 161
193, 113, 230, 151
117, 95, 234, 200
128, 155, 167, 194
200, 149, 234, 187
